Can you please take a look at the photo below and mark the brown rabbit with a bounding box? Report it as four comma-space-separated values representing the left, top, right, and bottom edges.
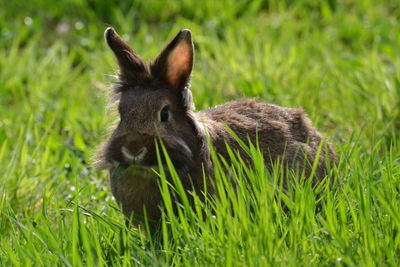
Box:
95, 27, 336, 222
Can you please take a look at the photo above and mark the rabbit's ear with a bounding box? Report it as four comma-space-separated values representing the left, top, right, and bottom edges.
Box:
104, 27, 147, 79
151, 29, 194, 91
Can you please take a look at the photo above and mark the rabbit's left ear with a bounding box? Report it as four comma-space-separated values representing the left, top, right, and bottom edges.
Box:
104, 27, 148, 81
151, 29, 194, 91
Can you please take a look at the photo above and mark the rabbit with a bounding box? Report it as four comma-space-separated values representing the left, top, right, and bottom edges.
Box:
95, 27, 336, 222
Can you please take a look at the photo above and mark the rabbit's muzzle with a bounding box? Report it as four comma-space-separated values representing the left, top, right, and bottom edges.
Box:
121, 146, 147, 164
105, 132, 157, 168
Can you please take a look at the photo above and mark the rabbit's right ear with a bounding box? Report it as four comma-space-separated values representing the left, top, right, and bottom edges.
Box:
104, 27, 147, 80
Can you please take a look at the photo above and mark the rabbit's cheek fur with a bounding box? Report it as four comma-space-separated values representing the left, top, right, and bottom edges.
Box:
161, 135, 193, 170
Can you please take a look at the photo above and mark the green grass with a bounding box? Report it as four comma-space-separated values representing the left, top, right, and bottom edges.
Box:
1, 0, 400, 265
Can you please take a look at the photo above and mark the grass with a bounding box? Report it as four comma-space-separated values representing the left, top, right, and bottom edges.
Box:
1, 0, 400, 265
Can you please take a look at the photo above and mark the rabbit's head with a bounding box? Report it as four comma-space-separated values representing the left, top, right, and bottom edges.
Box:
98, 28, 207, 173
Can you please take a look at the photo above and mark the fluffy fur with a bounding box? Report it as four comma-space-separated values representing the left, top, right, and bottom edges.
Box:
95, 27, 336, 222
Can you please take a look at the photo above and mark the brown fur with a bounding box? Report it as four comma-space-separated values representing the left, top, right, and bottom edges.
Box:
95, 28, 336, 222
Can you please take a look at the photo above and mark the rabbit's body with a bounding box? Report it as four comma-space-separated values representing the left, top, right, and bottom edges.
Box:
96, 28, 335, 222
198, 98, 334, 179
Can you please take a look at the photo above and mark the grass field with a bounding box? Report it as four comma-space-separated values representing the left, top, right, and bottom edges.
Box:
1, 0, 400, 266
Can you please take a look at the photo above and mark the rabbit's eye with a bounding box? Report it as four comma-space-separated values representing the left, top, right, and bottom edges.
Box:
160, 106, 169, 122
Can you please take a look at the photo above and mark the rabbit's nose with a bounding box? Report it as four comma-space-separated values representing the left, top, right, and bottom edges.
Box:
121, 146, 147, 164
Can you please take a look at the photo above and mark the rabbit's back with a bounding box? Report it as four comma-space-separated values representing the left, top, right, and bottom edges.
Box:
197, 98, 335, 179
